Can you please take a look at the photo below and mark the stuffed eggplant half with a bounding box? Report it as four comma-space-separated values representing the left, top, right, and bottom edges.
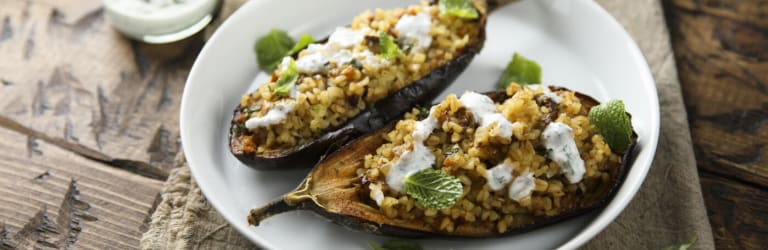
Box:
230, 0, 488, 169
248, 83, 637, 237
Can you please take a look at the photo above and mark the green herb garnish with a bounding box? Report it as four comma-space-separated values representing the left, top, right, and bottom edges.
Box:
439, 0, 479, 19
662, 237, 697, 250
255, 30, 315, 72
255, 29, 295, 72
289, 34, 315, 55
369, 239, 423, 250
497, 52, 542, 89
404, 169, 463, 210
273, 58, 299, 97
588, 100, 633, 153
379, 31, 402, 59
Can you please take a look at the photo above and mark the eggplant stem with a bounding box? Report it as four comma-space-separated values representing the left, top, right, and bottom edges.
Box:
248, 199, 296, 226
248, 178, 315, 226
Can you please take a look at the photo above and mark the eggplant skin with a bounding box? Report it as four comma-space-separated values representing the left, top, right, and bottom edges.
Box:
229, 7, 488, 170
247, 87, 639, 238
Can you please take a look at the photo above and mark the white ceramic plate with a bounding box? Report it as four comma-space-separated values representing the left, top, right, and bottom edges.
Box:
180, 0, 660, 249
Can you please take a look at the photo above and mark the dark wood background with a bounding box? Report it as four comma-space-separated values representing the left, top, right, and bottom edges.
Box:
0, 0, 764, 249
665, 0, 767, 249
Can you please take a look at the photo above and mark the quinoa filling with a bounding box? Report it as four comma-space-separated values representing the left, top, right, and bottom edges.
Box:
233, 2, 481, 153
359, 84, 623, 234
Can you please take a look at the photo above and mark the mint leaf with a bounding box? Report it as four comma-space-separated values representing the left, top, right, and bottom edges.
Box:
255, 29, 295, 72
289, 34, 315, 55
273, 58, 299, 97
255, 30, 315, 72
497, 53, 542, 89
369, 240, 423, 250
379, 31, 402, 59
588, 99, 632, 153
404, 169, 462, 210
439, 0, 479, 19
662, 237, 697, 250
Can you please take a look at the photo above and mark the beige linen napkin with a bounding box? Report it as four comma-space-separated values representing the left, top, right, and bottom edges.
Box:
141, 0, 715, 249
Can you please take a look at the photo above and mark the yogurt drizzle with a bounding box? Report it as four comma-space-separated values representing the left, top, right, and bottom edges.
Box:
541, 122, 586, 183
459, 91, 513, 138
385, 107, 438, 192
394, 11, 433, 51
542, 87, 562, 103
369, 183, 385, 206
485, 162, 515, 191
244, 101, 295, 130
295, 24, 399, 73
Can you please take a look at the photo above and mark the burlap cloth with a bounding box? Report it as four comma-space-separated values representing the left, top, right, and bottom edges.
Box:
141, 0, 715, 249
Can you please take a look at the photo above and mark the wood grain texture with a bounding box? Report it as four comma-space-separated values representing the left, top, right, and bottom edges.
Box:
665, 0, 768, 248
0, 126, 163, 249
0, 0, 204, 179
666, 0, 768, 187
700, 173, 768, 250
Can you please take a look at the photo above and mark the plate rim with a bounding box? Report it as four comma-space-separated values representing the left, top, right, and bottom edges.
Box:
180, 0, 661, 249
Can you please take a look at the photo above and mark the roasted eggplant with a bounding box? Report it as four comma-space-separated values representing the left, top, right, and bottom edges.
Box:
230, 0, 488, 169
248, 84, 638, 237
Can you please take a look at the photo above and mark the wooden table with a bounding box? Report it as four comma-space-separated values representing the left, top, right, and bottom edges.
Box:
0, 0, 763, 249
665, 0, 768, 249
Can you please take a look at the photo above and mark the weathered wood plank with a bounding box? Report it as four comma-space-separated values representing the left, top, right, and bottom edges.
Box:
700, 172, 768, 250
0, 0, 204, 179
0, 126, 163, 249
665, 0, 768, 248
665, 0, 768, 187
669, 0, 768, 28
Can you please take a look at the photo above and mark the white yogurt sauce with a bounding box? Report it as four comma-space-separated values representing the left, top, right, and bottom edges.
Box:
328, 27, 365, 48
542, 87, 562, 104
356, 50, 389, 69
508, 172, 535, 201
244, 101, 295, 130
394, 11, 433, 51
294, 48, 327, 73
485, 162, 515, 191
541, 122, 586, 183
103, 0, 218, 41
386, 107, 437, 192
459, 92, 513, 138
295, 27, 388, 73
